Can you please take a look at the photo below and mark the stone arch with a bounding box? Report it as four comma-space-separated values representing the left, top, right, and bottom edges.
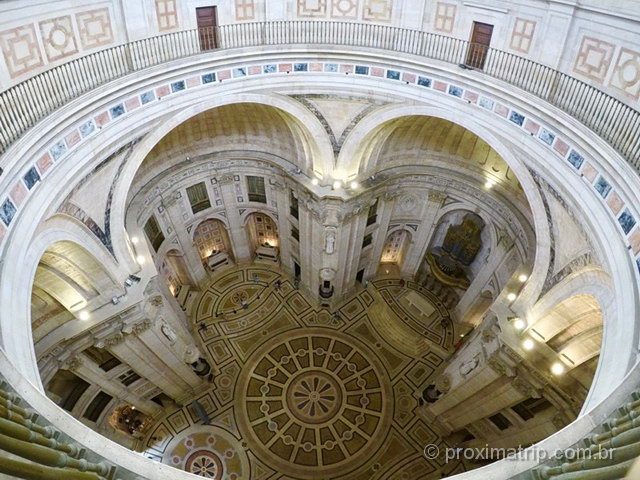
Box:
30, 236, 120, 342
243, 211, 279, 252
379, 227, 413, 272
192, 218, 232, 262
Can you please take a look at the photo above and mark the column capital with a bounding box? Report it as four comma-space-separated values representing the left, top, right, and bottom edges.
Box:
60, 355, 83, 371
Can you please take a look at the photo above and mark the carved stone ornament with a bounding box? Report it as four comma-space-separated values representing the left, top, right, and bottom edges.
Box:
435, 374, 451, 393
428, 190, 446, 204
459, 355, 480, 376
100, 333, 125, 348
319, 268, 336, 281
131, 319, 152, 336
488, 356, 508, 376
218, 174, 235, 185
481, 328, 496, 343
149, 295, 163, 307
183, 345, 201, 364
512, 377, 537, 398
62, 356, 82, 370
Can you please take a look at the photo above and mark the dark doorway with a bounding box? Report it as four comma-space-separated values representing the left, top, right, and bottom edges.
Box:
356, 268, 365, 284
466, 22, 493, 69
197, 6, 218, 51
294, 261, 301, 278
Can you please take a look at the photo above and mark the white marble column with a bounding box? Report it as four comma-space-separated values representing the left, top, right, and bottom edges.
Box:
402, 191, 445, 278
62, 354, 162, 417
455, 236, 514, 321
218, 176, 252, 262
98, 319, 205, 404
163, 193, 208, 286
273, 183, 294, 274
366, 195, 394, 279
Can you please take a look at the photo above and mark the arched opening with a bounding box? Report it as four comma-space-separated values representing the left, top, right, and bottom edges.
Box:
425, 210, 489, 290
160, 249, 192, 295
379, 228, 412, 274
137, 103, 317, 178
527, 293, 603, 394
193, 218, 233, 272
245, 212, 279, 263
30, 240, 118, 342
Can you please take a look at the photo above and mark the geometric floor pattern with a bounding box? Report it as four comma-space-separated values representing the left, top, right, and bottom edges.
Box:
142, 266, 469, 479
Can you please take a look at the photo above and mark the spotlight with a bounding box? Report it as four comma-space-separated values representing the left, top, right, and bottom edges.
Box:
333, 180, 342, 189
513, 318, 526, 330
311, 178, 319, 186
293, 167, 302, 174
551, 362, 565, 375
136, 255, 146, 265
507, 292, 517, 302
518, 274, 528, 282
111, 296, 120, 305
368, 174, 376, 181
350, 181, 359, 189
185, 156, 191, 162
131, 236, 139, 244
485, 180, 495, 189
79, 311, 90, 321
522, 338, 535, 351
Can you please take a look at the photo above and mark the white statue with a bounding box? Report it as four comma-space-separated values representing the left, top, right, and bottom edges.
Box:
459, 355, 480, 376
325, 228, 336, 254
160, 322, 177, 344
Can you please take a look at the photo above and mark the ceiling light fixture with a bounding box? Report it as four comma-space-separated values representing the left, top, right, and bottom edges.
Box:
551, 362, 565, 375
333, 180, 342, 189
522, 338, 535, 351
136, 255, 146, 265
350, 181, 359, 189
79, 311, 90, 321
507, 292, 517, 302
513, 318, 526, 330
131, 236, 139, 244
518, 274, 528, 282
311, 178, 319, 186
484, 180, 495, 189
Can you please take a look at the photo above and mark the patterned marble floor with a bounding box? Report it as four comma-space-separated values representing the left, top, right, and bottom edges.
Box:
141, 266, 468, 479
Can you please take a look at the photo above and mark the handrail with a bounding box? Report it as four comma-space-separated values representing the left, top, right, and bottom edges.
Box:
0, 21, 639, 170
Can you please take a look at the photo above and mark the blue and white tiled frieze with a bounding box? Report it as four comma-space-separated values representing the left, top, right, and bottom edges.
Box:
2, 58, 640, 273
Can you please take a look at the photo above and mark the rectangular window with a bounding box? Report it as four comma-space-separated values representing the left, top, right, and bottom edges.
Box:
144, 215, 165, 252
362, 233, 373, 248
291, 225, 300, 242
186, 182, 211, 213
290, 190, 299, 219
83, 391, 113, 422
247, 176, 267, 203
118, 370, 141, 387
489, 412, 512, 431
512, 397, 553, 421
61, 376, 90, 412
366, 199, 378, 226
84, 346, 121, 372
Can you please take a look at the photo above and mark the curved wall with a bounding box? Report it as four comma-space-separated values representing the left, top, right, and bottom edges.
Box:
0, 45, 639, 478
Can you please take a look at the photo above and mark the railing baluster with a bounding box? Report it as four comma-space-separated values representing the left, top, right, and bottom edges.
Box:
0, 21, 638, 169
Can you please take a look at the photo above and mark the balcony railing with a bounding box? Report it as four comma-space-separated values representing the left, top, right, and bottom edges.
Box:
1, 21, 639, 170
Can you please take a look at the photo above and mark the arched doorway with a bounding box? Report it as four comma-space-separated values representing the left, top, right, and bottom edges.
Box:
193, 218, 233, 271
379, 229, 411, 274
160, 249, 191, 295
245, 212, 279, 263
